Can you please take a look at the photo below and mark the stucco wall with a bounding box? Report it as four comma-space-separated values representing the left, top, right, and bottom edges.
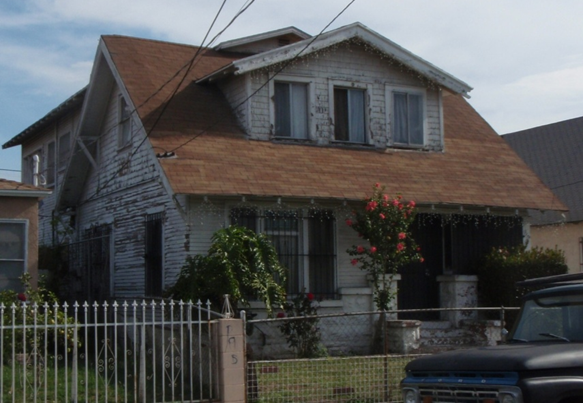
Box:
530, 222, 583, 273
0, 196, 41, 289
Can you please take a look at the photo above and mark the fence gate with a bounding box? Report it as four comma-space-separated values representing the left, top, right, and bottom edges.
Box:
0, 299, 222, 402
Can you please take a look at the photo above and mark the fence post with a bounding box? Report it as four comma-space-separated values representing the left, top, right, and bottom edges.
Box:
217, 318, 246, 403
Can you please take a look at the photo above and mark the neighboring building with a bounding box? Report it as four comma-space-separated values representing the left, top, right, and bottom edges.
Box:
0, 179, 51, 291
504, 117, 583, 273
3, 23, 565, 316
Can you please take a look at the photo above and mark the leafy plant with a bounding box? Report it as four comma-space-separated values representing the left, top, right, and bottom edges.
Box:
166, 225, 287, 316
346, 183, 423, 311
477, 245, 568, 311
0, 273, 78, 363
278, 292, 327, 358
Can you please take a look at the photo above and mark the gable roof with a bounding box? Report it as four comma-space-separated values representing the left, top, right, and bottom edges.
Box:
503, 116, 583, 223
214, 26, 310, 52
54, 24, 563, 214
199, 22, 473, 97
150, 90, 564, 212
3, 88, 86, 149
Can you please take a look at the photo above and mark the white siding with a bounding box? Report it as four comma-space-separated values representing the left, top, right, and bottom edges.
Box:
225, 41, 443, 150
74, 85, 188, 298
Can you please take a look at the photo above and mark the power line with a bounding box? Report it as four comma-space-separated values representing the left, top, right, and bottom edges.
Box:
168, 0, 358, 154
0, 168, 20, 172
81, 0, 256, 206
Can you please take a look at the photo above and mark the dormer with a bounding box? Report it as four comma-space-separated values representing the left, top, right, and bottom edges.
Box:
203, 23, 472, 152
214, 26, 310, 55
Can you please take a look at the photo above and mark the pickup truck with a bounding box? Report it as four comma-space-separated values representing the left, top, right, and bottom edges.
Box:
401, 273, 583, 403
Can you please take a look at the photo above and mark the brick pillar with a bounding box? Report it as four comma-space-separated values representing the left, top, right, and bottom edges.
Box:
218, 318, 246, 403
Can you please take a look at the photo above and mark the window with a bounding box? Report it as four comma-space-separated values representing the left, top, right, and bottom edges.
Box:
334, 88, 366, 143
231, 208, 336, 298
58, 132, 71, 171
274, 82, 308, 139
46, 141, 56, 187
391, 90, 424, 146
119, 96, 132, 148
0, 220, 27, 291
22, 153, 38, 185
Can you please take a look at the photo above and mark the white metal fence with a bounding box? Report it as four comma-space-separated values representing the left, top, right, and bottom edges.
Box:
0, 299, 222, 403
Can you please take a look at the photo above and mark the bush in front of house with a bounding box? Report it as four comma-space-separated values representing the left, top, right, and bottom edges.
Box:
0, 273, 78, 363
477, 245, 568, 322
165, 225, 287, 316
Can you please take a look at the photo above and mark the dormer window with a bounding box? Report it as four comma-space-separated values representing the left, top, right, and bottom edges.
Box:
388, 87, 426, 147
274, 81, 308, 139
333, 87, 366, 143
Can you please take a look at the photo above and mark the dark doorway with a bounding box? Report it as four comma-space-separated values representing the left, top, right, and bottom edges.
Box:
145, 212, 163, 296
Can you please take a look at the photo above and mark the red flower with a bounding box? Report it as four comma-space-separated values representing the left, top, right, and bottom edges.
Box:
396, 243, 405, 251
392, 199, 399, 206
398, 232, 406, 240
375, 183, 381, 188
370, 246, 377, 253
383, 194, 389, 201
346, 219, 353, 226
307, 292, 315, 301
276, 312, 285, 318
379, 213, 386, 219
357, 245, 365, 253
351, 259, 358, 266
408, 200, 416, 208
366, 201, 378, 212
17, 293, 26, 302
420, 258, 425, 263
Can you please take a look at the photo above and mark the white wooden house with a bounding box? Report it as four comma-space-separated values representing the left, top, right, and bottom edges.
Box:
3, 23, 565, 318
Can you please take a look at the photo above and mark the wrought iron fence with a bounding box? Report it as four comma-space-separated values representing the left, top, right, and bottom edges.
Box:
0, 299, 222, 402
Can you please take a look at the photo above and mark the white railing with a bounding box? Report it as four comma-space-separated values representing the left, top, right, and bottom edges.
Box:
0, 299, 221, 403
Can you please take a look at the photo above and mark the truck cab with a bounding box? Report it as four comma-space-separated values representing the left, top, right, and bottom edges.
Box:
401, 273, 583, 403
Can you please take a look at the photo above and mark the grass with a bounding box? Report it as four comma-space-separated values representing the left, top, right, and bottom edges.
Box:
249, 355, 413, 403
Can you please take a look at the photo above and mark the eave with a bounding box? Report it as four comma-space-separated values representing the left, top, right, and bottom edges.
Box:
199, 22, 473, 97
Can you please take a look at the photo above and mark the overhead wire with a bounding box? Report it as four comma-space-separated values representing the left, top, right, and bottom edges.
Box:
168, 0, 358, 154
82, 0, 256, 205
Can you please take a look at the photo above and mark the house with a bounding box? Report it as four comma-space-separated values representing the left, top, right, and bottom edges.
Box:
3, 23, 565, 318
0, 179, 51, 291
503, 116, 583, 273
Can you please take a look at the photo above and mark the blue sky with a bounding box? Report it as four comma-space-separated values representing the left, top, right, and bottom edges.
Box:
1, 0, 583, 181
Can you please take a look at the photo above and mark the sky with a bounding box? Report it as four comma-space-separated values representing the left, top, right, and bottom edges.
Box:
1, 0, 582, 182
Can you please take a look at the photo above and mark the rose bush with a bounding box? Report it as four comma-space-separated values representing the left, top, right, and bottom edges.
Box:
347, 183, 423, 311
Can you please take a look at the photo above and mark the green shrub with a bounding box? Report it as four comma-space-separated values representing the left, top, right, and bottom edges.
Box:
476, 245, 568, 324
165, 226, 287, 316
0, 274, 78, 363
278, 292, 327, 358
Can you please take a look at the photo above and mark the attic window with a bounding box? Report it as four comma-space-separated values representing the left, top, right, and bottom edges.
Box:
278, 39, 291, 47
387, 85, 427, 147
274, 82, 308, 139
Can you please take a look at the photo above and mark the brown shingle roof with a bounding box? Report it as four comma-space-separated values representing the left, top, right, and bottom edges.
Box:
104, 36, 565, 211
0, 179, 50, 196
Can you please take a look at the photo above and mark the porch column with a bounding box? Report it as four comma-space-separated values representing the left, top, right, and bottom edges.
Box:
437, 275, 478, 326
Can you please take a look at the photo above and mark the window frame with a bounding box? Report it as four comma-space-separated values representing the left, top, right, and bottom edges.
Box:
386, 85, 427, 148
269, 76, 313, 140
0, 219, 28, 291
230, 207, 337, 299
329, 80, 371, 144
118, 95, 132, 150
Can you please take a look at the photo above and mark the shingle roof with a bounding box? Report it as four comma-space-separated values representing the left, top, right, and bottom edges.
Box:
103, 35, 564, 212
503, 116, 583, 223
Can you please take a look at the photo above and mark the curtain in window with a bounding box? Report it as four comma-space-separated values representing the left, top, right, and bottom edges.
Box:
0, 222, 25, 291
394, 92, 408, 143
291, 84, 308, 139
408, 94, 423, 145
348, 90, 365, 143
274, 83, 291, 136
